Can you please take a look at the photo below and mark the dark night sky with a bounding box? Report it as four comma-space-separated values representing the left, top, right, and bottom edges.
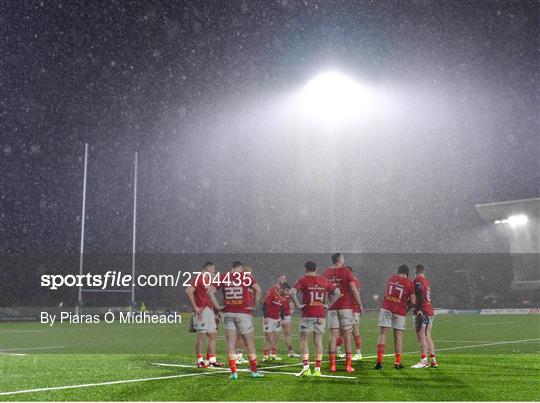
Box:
1, 0, 539, 254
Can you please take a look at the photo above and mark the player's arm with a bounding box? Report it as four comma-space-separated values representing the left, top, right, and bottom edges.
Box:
262, 293, 271, 317
251, 283, 262, 309
326, 287, 341, 307
185, 286, 202, 314
348, 281, 362, 309
415, 283, 423, 313
207, 285, 224, 311
289, 298, 295, 315
409, 291, 417, 310
289, 287, 304, 309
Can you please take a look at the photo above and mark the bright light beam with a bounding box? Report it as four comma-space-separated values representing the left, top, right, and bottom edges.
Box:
299, 71, 371, 126
507, 214, 529, 228
494, 214, 529, 228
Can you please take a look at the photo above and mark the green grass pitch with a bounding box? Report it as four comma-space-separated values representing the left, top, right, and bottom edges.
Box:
1, 313, 539, 401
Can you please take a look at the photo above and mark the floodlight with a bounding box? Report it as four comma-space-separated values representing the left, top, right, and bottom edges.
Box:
507, 214, 528, 228
300, 71, 370, 125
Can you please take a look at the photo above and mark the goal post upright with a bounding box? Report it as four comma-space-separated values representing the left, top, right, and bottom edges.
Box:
131, 152, 138, 307
78, 143, 89, 312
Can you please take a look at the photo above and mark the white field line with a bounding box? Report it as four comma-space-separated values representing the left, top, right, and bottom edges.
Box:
436, 340, 498, 343
472, 322, 515, 326
0, 353, 26, 356
0, 370, 228, 396
151, 363, 355, 380
0, 345, 65, 352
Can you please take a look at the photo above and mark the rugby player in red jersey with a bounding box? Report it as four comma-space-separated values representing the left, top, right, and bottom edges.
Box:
375, 264, 416, 370
291, 261, 340, 377
235, 265, 254, 364
336, 270, 363, 361
322, 253, 362, 372
185, 261, 224, 368
267, 273, 286, 296
208, 261, 264, 380
411, 264, 438, 368
280, 283, 300, 357
263, 284, 284, 361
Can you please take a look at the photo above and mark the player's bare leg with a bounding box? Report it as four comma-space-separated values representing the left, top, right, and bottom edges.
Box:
343, 328, 354, 372
297, 331, 312, 377
393, 329, 404, 369
206, 332, 223, 367
313, 332, 324, 376
352, 324, 363, 361
226, 329, 239, 379
236, 335, 246, 364
412, 325, 428, 368
195, 333, 208, 368
263, 331, 272, 361
328, 328, 340, 372
336, 330, 345, 357
426, 324, 437, 367
375, 326, 389, 369
270, 331, 282, 360
283, 321, 299, 357
242, 331, 263, 377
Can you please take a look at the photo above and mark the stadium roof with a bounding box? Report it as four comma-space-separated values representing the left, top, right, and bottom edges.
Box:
475, 197, 540, 223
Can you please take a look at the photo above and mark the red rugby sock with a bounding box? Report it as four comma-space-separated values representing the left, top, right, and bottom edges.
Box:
376, 344, 385, 363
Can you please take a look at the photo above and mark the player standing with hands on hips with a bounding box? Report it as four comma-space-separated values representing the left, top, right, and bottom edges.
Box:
208, 261, 264, 380
290, 261, 340, 377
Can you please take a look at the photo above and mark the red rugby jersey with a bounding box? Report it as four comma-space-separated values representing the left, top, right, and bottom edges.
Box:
294, 275, 336, 318
381, 274, 415, 316
413, 276, 434, 316
263, 289, 283, 320
322, 266, 356, 310
191, 274, 213, 310
217, 271, 257, 315
281, 294, 292, 316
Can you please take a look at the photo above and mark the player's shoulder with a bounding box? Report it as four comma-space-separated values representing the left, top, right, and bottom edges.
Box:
321, 267, 333, 276
318, 275, 333, 286
341, 266, 354, 278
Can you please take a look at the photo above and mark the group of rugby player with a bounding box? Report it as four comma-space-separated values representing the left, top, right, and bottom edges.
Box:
185, 253, 437, 379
